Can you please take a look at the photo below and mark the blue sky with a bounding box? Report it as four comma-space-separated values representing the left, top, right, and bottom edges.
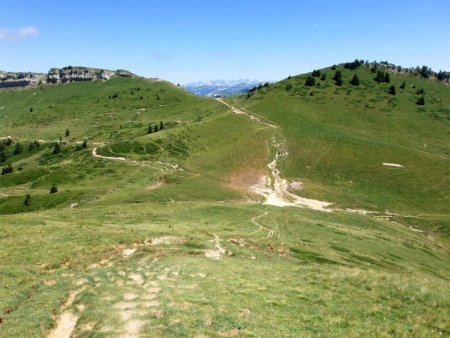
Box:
1, 0, 449, 83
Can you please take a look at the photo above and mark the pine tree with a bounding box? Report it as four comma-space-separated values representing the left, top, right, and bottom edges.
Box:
384, 72, 391, 83
82, 139, 88, 149
388, 85, 396, 95
23, 194, 32, 206
1, 163, 13, 175
28, 142, 35, 151
52, 143, 61, 155
148, 124, 153, 134
50, 184, 58, 194
350, 74, 360, 86
13, 143, 23, 155
321, 73, 327, 81
400, 80, 406, 89
0, 150, 6, 163
374, 70, 385, 83
333, 70, 342, 81
416, 96, 425, 105
312, 70, 321, 77
333, 70, 343, 86
305, 76, 315, 86
65, 129, 70, 137
159, 121, 164, 130
154, 125, 159, 133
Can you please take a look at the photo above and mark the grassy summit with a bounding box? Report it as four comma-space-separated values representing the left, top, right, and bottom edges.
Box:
0, 66, 449, 337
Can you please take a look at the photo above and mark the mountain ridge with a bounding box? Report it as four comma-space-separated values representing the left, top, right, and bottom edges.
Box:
0, 66, 136, 89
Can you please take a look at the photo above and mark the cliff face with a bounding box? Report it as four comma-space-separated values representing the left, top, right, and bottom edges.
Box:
0, 71, 47, 88
0, 67, 135, 88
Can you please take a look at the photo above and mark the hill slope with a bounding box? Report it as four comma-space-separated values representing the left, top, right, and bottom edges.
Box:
0, 69, 449, 337
228, 62, 450, 234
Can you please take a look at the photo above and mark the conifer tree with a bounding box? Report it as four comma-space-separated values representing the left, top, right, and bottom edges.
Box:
13, 143, 23, 155
350, 74, 360, 86
333, 70, 343, 86
159, 121, 164, 130
400, 80, 406, 89
374, 70, 385, 83
305, 76, 315, 86
23, 194, 32, 206
65, 129, 70, 137
148, 124, 153, 134
53, 143, 61, 155
154, 125, 159, 133
50, 184, 58, 194
0, 150, 6, 163
1, 163, 13, 175
388, 85, 396, 95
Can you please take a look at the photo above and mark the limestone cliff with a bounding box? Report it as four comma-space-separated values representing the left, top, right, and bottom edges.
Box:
0, 66, 136, 88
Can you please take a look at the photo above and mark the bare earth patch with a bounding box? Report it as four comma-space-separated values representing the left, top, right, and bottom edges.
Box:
122, 248, 137, 258
147, 236, 186, 246
219, 328, 241, 337
128, 273, 144, 286
145, 181, 164, 191
289, 181, 304, 190
204, 234, 226, 259
47, 312, 79, 338
124, 293, 139, 301
43, 279, 56, 286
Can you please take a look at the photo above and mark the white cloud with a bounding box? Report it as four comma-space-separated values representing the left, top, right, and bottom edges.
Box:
0, 26, 39, 41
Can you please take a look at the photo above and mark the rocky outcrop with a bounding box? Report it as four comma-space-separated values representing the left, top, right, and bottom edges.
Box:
0, 71, 47, 88
0, 66, 136, 88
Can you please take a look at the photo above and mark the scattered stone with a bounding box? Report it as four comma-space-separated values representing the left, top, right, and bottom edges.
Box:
122, 248, 137, 258
74, 278, 89, 286
43, 279, 56, 286
143, 300, 160, 308
124, 293, 139, 301
128, 274, 144, 286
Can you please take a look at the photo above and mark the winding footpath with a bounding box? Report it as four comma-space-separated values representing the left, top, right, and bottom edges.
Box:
217, 99, 333, 212
92, 146, 178, 171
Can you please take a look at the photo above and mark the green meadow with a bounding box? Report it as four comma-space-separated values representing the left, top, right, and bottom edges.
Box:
0, 66, 449, 337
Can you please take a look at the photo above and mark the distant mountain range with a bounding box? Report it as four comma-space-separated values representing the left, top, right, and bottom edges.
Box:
183, 79, 263, 97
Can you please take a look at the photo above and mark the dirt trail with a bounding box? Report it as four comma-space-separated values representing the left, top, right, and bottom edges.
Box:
217, 100, 333, 212
92, 146, 177, 170
46, 285, 88, 338
252, 138, 332, 212
204, 234, 226, 259
216, 98, 276, 127
250, 211, 279, 238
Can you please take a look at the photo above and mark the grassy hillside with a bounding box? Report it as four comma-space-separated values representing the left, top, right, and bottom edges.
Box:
228, 62, 450, 234
0, 73, 449, 337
